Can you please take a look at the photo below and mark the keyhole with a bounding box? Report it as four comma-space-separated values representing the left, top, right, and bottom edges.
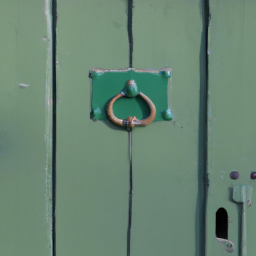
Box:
216, 208, 228, 239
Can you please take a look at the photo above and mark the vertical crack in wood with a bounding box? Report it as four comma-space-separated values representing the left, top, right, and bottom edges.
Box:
206, 0, 210, 186
128, 0, 133, 68
203, 0, 210, 255
127, 131, 133, 256
51, 0, 57, 255
196, 1, 210, 256
127, 1, 134, 255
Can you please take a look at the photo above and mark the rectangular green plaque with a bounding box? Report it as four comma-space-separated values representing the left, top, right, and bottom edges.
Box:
90, 68, 172, 122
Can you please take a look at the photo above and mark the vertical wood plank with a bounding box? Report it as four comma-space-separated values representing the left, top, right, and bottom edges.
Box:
0, 1, 53, 255
131, 1, 206, 255
55, 1, 129, 255
206, 1, 256, 255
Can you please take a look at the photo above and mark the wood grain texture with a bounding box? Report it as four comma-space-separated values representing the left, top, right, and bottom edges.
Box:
206, 1, 256, 256
0, 0, 53, 255
55, 1, 129, 255
131, 1, 207, 255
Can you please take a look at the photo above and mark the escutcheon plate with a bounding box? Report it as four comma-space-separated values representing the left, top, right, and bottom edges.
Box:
89, 68, 172, 122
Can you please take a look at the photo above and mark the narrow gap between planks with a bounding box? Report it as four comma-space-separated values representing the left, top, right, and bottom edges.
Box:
127, 1, 134, 256
200, 0, 211, 255
128, 0, 133, 68
51, 0, 57, 255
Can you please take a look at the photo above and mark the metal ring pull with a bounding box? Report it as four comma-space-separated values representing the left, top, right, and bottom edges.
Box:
107, 80, 156, 130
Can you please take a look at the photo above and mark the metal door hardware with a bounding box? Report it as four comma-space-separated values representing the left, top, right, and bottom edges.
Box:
107, 80, 156, 130
216, 238, 235, 253
251, 172, 256, 179
230, 171, 239, 180
233, 185, 253, 256
89, 68, 173, 123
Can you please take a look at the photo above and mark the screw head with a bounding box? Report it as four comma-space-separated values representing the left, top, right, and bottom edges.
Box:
251, 172, 256, 179
230, 171, 239, 180
92, 108, 103, 120
163, 71, 172, 78
162, 109, 173, 120
227, 243, 232, 248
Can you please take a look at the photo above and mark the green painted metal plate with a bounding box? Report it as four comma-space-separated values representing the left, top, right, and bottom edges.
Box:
90, 68, 172, 122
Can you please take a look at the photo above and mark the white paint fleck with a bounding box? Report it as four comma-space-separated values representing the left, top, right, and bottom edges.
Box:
42, 36, 47, 42
19, 83, 30, 88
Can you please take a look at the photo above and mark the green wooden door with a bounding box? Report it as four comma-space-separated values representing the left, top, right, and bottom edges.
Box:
1, 1, 256, 256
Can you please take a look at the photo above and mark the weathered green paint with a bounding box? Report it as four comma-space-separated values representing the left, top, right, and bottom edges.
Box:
131, 1, 207, 256
55, 1, 129, 256
206, 1, 256, 256
0, 0, 53, 255
3, 0, 255, 255
56, 1, 207, 255
90, 69, 171, 122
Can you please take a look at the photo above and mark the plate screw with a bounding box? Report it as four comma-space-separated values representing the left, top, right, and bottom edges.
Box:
251, 172, 256, 179
163, 70, 172, 78
230, 171, 239, 180
227, 243, 232, 248
163, 109, 173, 120
92, 108, 103, 120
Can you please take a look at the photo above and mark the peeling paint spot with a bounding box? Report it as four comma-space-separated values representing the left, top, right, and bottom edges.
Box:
19, 83, 30, 88
42, 36, 47, 42
173, 120, 183, 128
112, 21, 123, 28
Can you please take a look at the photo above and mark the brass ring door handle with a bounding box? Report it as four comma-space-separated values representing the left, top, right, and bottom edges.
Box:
107, 80, 156, 130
